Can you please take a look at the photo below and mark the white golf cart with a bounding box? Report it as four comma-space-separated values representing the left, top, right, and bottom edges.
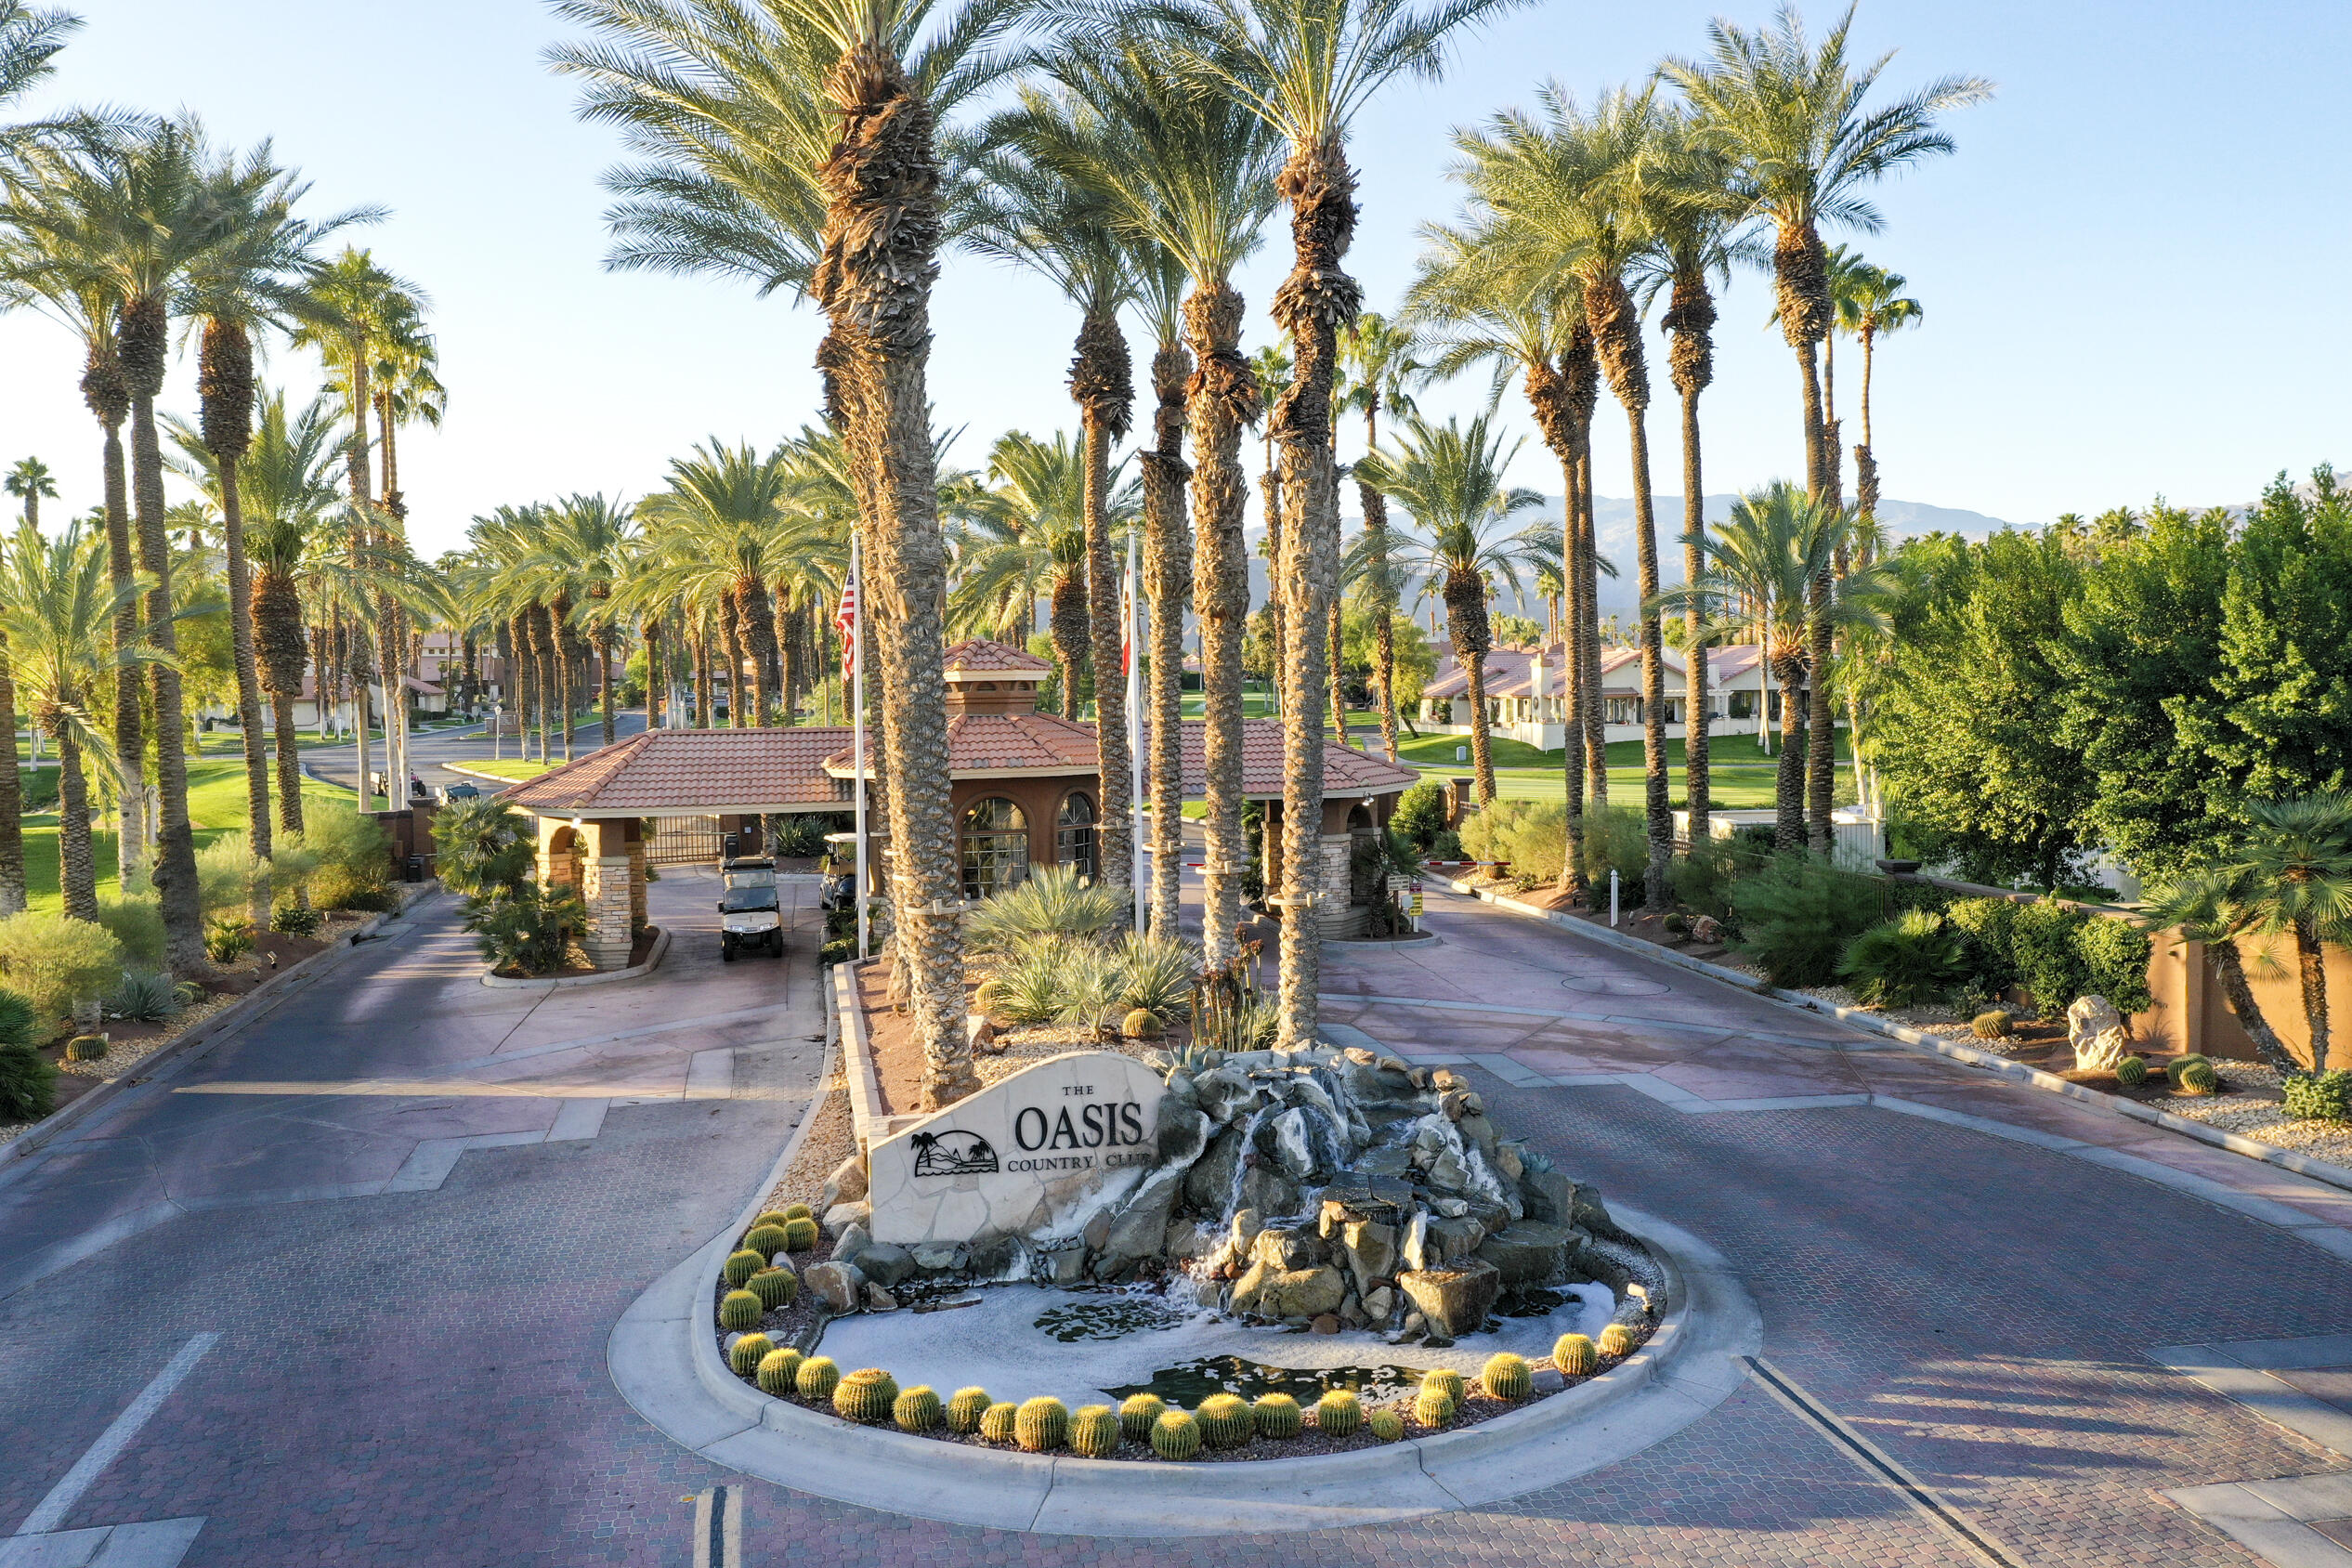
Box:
718, 856, 783, 961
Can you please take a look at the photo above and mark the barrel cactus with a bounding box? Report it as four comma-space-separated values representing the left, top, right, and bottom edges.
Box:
1367, 1409, 1405, 1442
1970, 1010, 2012, 1040
979, 1402, 1019, 1444
1196, 1393, 1253, 1449
755, 1348, 804, 1395
781, 1202, 813, 1222
749, 1266, 797, 1310
718, 1289, 763, 1331
724, 1248, 765, 1287
946, 1387, 991, 1433
795, 1355, 840, 1400
1314, 1389, 1362, 1437
1420, 1367, 1467, 1405
893, 1385, 942, 1432
1150, 1409, 1201, 1460
744, 1224, 791, 1260
727, 1333, 773, 1377
1069, 1404, 1120, 1457
2114, 1054, 2149, 1088
1121, 1008, 1162, 1040
1481, 1352, 1533, 1402
752, 1209, 792, 1231
832, 1367, 897, 1423
1118, 1393, 1166, 1444
1414, 1387, 1457, 1427
1014, 1396, 1069, 1452
2165, 1052, 2212, 1086
1252, 1392, 1302, 1439
781, 1216, 820, 1253
1599, 1322, 1637, 1358
2179, 1058, 2218, 1094
1553, 1333, 1597, 1376
64, 1034, 106, 1062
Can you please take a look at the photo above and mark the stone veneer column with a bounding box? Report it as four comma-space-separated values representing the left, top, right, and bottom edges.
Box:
627, 833, 647, 931
1317, 834, 1354, 937
580, 820, 636, 970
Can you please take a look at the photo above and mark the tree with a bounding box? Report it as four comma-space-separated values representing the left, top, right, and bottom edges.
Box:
0, 453, 48, 912
535, 494, 636, 749
235, 390, 344, 836
1836, 256, 1919, 524
1363, 411, 1540, 805
4, 458, 54, 524
1337, 311, 1420, 763
950, 430, 1129, 707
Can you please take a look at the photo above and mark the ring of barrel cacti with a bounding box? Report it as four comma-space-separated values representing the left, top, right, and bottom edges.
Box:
621, 1199, 1763, 1535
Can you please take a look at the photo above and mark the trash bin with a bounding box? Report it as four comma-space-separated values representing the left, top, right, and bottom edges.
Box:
405, 855, 425, 883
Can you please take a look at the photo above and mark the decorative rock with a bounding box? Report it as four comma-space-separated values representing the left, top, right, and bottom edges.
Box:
1429, 1196, 1470, 1219
862, 1282, 898, 1311
1043, 1243, 1087, 1287
1231, 1261, 1346, 1319
2067, 995, 2122, 1057
823, 1202, 869, 1235
1094, 1165, 1186, 1275
828, 1222, 872, 1268
1425, 1149, 1470, 1194
910, 1244, 961, 1272
1363, 1285, 1395, 1323
1251, 1223, 1326, 1272
856, 1243, 915, 1289
1237, 1165, 1301, 1220
1271, 1108, 1314, 1178
1228, 1207, 1264, 1257
1424, 1215, 1486, 1263
1397, 1258, 1502, 1341
1430, 1068, 1468, 1092
1692, 914, 1723, 943
822, 1153, 869, 1210
1154, 1103, 1212, 1168
1184, 1127, 1246, 1211
1476, 1221, 1575, 1285
1310, 1313, 1340, 1335
1335, 1218, 1397, 1298
804, 1261, 866, 1313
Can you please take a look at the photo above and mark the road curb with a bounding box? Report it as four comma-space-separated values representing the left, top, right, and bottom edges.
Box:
0, 887, 438, 1188
609, 1196, 1758, 1535
480, 926, 673, 989
1432, 874, 2352, 1198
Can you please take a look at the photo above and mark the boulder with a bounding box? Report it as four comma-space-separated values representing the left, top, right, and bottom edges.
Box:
1401, 1209, 1431, 1273
1228, 1207, 1264, 1257
910, 1244, 961, 1273
1310, 1313, 1341, 1336
1457, 1110, 1499, 1164
1233, 1262, 1347, 1319
1520, 1170, 1616, 1235
1335, 1218, 1397, 1298
1251, 1222, 1326, 1272
1363, 1285, 1395, 1324
822, 1201, 870, 1235
1095, 1165, 1185, 1274
1476, 1221, 1575, 1285
1237, 1164, 1301, 1220
821, 1153, 869, 1210
1424, 1215, 1486, 1263
962, 1234, 1019, 1279
1532, 1367, 1566, 1393
856, 1242, 916, 1290
2067, 995, 2123, 1053
1042, 1244, 1087, 1287
1271, 1107, 1315, 1178
1425, 1149, 1470, 1194
828, 1222, 872, 1269
1184, 1125, 1246, 1211
1354, 1144, 1415, 1180
1155, 1103, 1212, 1168
804, 1261, 866, 1313
1191, 1065, 1261, 1125
863, 1282, 899, 1311
1397, 1258, 1501, 1340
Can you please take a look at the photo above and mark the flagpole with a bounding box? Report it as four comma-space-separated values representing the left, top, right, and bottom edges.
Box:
850, 539, 869, 961
1126, 531, 1144, 934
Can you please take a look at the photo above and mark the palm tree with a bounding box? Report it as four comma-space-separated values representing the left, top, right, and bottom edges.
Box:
2143, 795, 2352, 1075
949, 431, 1125, 709
1362, 411, 1540, 806
4, 457, 54, 523
1650, 479, 1888, 848
1457, 82, 1676, 903
0, 516, 160, 920
1248, 340, 1290, 709
1838, 258, 1920, 527
234, 390, 342, 834
631, 443, 796, 737
535, 494, 637, 748
1337, 311, 1420, 763
1142, 0, 1523, 1040
0, 458, 51, 913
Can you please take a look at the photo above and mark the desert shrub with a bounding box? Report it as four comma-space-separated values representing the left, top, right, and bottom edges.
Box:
1729, 854, 1884, 987
1839, 912, 1970, 1008
1455, 800, 1525, 866
1428, 828, 1464, 861
204, 919, 255, 964
93, 895, 166, 970
2076, 917, 2153, 1014
1392, 780, 1448, 850
961, 866, 1124, 951
2009, 900, 2093, 1013
107, 969, 179, 1024
2283, 1070, 2352, 1123
1944, 897, 2020, 992
1576, 804, 1651, 890
0, 987, 54, 1121
1114, 933, 1197, 1021
0, 912, 124, 1026
1499, 802, 1567, 886
432, 797, 536, 897
463, 883, 587, 976
298, 813, 393, 911
1668, 840, 1742, 924
194, 832, 317, 920
770, 815, 842, 859
268, 902, 323, 937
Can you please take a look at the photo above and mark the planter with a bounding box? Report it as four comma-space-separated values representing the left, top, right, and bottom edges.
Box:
1874, 858, 1923, 875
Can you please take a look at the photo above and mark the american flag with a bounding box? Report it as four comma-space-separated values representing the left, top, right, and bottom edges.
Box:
834, 571, 858, 678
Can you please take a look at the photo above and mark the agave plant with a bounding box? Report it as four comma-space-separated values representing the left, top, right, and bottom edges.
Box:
1115, 934, 1198, 1022
1053, 944, 1129, 1037
961, 866, 1126, 951
108, 969, 181, 1024
987, 935, 1080, 1026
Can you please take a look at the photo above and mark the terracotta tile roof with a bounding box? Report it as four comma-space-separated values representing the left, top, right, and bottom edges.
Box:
824, 712, 1100, 775
942, 638, 1052, 674
500, 726, 853, 815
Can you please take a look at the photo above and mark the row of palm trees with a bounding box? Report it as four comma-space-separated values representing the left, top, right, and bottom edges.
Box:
0, 4, 444, 972
535, 0, 1984, 1101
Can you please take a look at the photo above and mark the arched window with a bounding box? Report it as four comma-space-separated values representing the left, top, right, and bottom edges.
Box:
960, 797, 1029, 899
1056, 791, 1097, 881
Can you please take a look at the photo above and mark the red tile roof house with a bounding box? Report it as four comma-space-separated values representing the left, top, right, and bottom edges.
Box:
1418, 641, 1785, 750
499, 639, 1418, 965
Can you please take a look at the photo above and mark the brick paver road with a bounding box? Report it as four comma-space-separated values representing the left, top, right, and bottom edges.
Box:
2, 872, 2345, 1566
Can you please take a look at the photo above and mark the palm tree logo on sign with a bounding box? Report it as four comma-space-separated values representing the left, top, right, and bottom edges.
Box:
910, 1130, 999, 1178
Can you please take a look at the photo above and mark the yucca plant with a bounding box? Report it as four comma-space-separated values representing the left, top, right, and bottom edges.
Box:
1053, 943, 1129, 1037
961, 866, 1126, 951
1115, 934, 1197, 1022
988, 935, 1082, 1026
107, 969, 180, 1024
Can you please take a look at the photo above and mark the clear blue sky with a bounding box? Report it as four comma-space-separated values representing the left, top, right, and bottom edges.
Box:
1, 0, 2345, 558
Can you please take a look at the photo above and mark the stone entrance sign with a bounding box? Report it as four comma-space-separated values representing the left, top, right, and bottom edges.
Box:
866, 1052, 1169, 1248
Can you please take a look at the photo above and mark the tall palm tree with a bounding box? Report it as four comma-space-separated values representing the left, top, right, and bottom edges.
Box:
1362, 411, 1539, 806
1143, 0, 1524, 1041
631, 442, 794, 735
1650, 479, 1888, 848
1336, 311, 1420, 763
1837, 258, 1919, 527
1640, 104, 1747, 847
949, 431, 1125, 708
1457, 82, 1676, 903
968, 101, 1140, 890
234, 390, 342, 834
0, 458, 51, 913
4, 457, 54, 523
535, 493, 637, 748
0, 516, 159, 921
1248, 340, 1290, 709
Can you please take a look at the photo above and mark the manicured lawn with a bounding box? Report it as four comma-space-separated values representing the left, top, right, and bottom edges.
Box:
452, 760, 556, 782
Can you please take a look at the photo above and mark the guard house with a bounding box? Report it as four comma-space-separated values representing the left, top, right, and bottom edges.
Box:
497, 638, 1419, 965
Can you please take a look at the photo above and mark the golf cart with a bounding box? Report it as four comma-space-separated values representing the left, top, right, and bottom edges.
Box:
818, 833, 859, 914
718, 856, 783, 961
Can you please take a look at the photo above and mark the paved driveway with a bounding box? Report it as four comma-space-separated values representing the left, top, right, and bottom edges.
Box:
4, 871, 2349, 1566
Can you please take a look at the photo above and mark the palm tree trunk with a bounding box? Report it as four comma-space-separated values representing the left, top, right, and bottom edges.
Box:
811, 38, 970, 1108
57, 722, 96, 923
1074, 304, 1136, 895
529, 605, 555, 758
126, 360, 204, 974
1589, 273, 1668, 907
2297, 920, 2330, 1072
1261, 462, 1284, 713
271, 692, 303, 834
692, 620, 711, 727
0, 634, 20, 915
717, 595, 744, 728
1806, 565, 1836, 854
771, 591, 795, 725
2209, 936, 2305, 1073
736, 579, 776, 726
1358, 403, 1398, 763
217, 459, 272, 922
1185, 281, 1257, 968
99, 415, 146, 888
1667, 263, 1717, 848
1564, 327, 1607, 812
1463, 647, 1494, 806
1774, 660, 1806, 850
1141, 340, 1193, 934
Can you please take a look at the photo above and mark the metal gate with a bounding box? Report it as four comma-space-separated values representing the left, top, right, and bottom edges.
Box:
647, 814, 723, 865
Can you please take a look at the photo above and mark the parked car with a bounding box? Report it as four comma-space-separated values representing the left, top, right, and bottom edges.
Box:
719, 856, 782, 961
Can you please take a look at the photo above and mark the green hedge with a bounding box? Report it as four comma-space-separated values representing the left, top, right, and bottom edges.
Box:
1944, 895, 2149, 1014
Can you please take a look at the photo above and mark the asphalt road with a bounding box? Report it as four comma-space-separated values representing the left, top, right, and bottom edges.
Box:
298, 708, 651, 800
